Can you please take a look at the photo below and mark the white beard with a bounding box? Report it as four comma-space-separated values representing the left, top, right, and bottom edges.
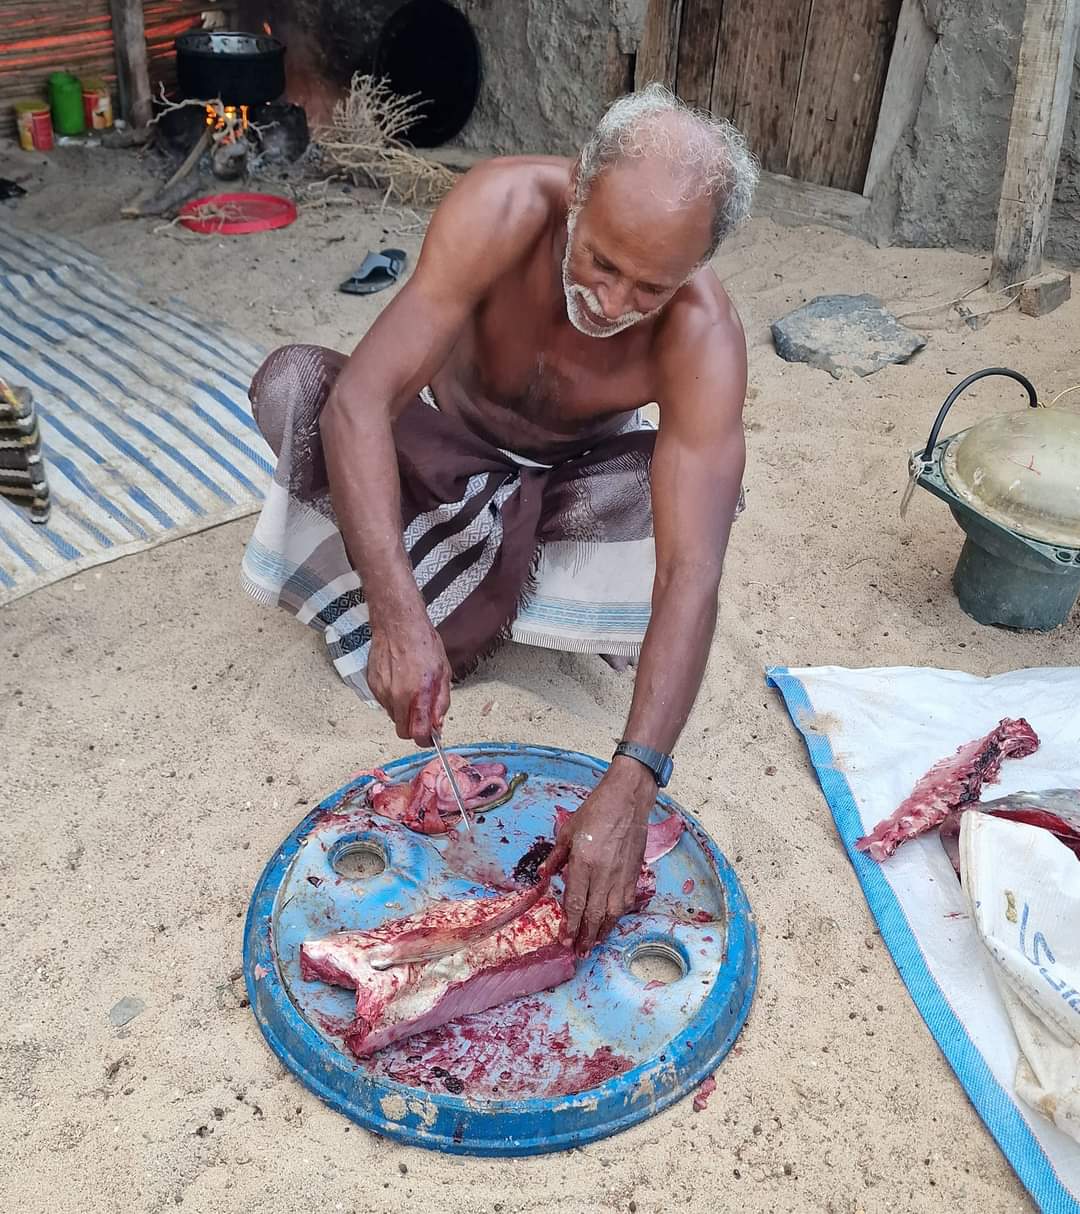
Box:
561, 211, 648, 339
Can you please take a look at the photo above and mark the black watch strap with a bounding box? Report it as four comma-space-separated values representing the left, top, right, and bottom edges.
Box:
613, 740, 674, 788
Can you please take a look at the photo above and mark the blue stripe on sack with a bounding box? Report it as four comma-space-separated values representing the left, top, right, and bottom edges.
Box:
190, 377, 262, 436
42, 446, 149, 541
0, 320, 222, 511
30, 405, 176, 531
764, 666, 1080, 1214
38, 259, 257, 393
52, 507, 114, 550
0, 230, 52, 275
23, 227, 262, 376
188, 399, 271, 473
4, 284, 264, 495
123, 483, 175, 530
3, 226, 256, 386
0, 520, 44, 571
0, 561, 16, 588
3, 230, 264, 445
37, 265, 260, 437
0, 329, 207, 516
40, 520, 91, 557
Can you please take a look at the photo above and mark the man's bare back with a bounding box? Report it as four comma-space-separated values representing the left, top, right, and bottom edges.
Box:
423, 157, 742, 462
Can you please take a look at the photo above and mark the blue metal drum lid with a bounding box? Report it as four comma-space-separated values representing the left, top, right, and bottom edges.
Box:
243, 744, 758, 1155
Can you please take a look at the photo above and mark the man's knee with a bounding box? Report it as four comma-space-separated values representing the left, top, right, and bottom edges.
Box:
249, 344, 345, 457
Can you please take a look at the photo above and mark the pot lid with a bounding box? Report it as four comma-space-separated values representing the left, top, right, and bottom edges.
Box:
941, 408, 1080, 547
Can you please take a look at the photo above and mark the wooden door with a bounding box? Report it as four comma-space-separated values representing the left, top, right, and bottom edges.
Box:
668, 0, 901, 193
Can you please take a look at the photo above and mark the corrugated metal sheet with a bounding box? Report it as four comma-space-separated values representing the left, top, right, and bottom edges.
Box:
0, 1, 210, 137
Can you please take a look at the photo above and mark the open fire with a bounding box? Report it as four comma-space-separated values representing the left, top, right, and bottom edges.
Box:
205, 103, 249, 141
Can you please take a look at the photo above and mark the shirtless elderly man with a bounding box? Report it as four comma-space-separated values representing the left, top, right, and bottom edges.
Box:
242, 84, 757, 953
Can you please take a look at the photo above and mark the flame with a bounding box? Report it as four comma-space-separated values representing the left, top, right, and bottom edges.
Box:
263, 21, 272, 35
205, 104, 249, 141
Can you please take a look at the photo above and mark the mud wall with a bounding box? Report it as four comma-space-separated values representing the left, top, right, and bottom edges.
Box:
877, 0, 1080, 263
450, 0, 645, 156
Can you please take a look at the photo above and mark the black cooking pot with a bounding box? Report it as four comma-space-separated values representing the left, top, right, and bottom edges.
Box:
175, 31, 286, 106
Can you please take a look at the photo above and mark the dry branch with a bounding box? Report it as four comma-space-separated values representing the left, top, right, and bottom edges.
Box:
313, 74, 456, 206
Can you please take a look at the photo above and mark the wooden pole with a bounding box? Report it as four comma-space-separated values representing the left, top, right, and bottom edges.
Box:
990, 0, 1080, 290
635, 0, 683, 90
110, 0, 153, 129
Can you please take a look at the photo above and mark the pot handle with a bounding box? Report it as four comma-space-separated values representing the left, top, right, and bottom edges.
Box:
921, 367, 1039, 461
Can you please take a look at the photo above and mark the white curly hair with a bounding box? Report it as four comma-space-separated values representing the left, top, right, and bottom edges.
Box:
574, 83, 758, 259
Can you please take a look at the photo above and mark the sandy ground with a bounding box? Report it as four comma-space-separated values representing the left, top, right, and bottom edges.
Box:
2, 140, 1078, 1213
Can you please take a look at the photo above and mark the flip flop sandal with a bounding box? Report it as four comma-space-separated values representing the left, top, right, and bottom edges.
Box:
339, 248, 407, 295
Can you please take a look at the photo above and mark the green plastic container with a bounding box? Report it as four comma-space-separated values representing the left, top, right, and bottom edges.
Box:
48, 71, 85, 136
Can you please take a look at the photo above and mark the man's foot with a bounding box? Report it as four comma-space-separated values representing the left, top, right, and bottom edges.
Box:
599, 654, 636, 673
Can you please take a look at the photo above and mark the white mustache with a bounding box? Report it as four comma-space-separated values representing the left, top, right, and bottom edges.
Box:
570, 285, 646, 328
565, 283, 647, 338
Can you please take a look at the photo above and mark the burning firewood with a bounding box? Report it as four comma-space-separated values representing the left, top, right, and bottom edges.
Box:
123, 87, 256, 217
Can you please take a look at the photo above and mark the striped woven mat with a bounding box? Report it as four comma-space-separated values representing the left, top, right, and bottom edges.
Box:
0, 222, 271, 605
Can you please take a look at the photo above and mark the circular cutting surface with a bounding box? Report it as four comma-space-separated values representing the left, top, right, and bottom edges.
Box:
243, 745, 757, 1155
941, 410, 1080, 547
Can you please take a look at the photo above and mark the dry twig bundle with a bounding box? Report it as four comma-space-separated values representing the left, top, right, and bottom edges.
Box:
314, 74, 456, 206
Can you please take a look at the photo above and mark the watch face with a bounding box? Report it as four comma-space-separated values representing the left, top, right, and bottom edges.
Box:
658, 757, 674, 787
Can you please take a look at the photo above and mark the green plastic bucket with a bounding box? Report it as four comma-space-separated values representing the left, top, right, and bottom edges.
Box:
48, 71, 85, 136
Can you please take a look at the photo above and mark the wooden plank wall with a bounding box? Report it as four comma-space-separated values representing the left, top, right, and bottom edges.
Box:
712, 0, 813, 176
0, 0, 208, 138
636, 0, 902, 193
786, 0, 901, 189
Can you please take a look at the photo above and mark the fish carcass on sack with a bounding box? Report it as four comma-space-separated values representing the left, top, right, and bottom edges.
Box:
855, 718, 1039, 861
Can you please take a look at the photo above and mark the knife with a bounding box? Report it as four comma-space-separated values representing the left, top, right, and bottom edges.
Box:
430, 728, 471, 833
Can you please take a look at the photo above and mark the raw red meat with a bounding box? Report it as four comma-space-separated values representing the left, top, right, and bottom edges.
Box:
938, 788, 1080, 876
368, 811, 685, 972
300, 893, 574, 1057
368, 755, 510, 834
854, 718, 1039, 861
365, 883, 549, 971
693, 1074, 717, 1112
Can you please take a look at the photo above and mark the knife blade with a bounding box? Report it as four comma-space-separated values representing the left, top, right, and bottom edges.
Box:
430, 728, 470, 833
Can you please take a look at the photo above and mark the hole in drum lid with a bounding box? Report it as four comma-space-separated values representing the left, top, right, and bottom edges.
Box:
332, 840, 387, 879
627, 940, 688, 986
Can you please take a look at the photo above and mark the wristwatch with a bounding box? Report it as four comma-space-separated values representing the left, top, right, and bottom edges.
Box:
613, 740, 674, 788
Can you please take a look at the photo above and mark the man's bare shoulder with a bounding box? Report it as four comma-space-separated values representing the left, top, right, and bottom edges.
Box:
654, 269, 746, 388
424, 156, 572, 263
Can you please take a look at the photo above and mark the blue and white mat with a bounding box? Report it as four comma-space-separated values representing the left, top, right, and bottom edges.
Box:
0, 222, 271, 604
767, 664, 1080, 1214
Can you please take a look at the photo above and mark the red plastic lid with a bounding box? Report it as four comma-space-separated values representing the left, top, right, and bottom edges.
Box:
178, 192, 298, 235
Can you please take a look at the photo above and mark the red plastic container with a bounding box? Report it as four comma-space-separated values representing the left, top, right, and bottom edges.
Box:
178, 192, 297, 235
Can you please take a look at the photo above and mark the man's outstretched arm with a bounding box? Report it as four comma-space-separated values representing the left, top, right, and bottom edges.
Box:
552, 292, 748, 952
320, 166, 546, 742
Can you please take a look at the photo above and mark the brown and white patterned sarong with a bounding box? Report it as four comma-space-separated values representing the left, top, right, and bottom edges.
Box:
240, 344, 666, 699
